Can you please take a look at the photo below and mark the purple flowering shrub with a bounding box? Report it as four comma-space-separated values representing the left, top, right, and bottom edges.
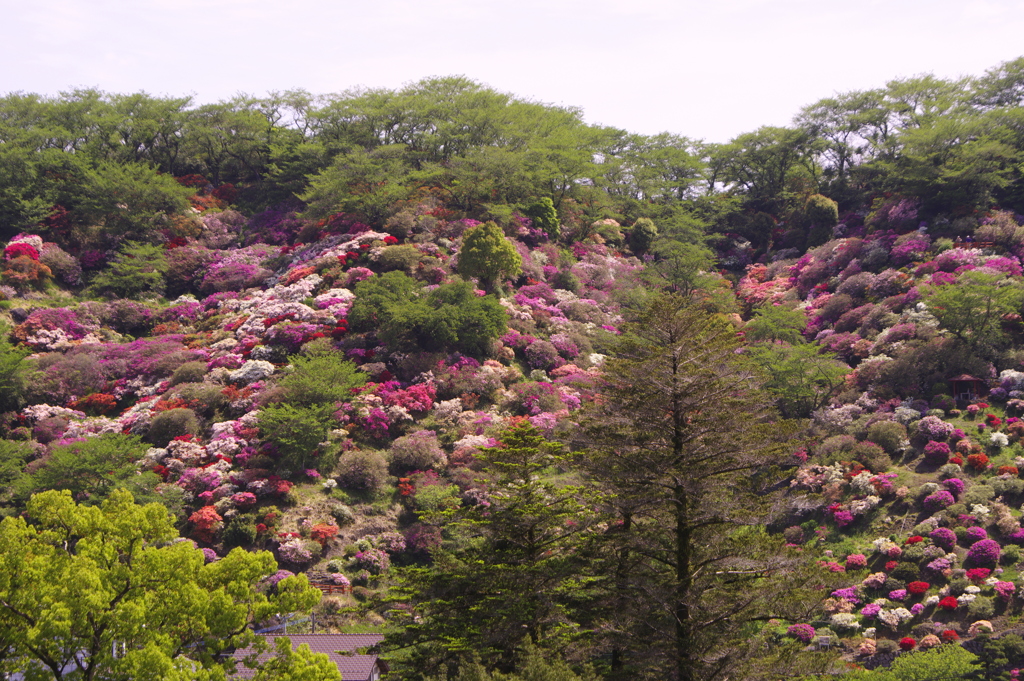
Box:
967, 539, 1001, 566
930, 527, 957, 551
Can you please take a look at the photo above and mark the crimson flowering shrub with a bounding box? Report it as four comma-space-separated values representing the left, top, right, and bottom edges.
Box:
966, 567, 991, 583
310, 523, 339, 546
907, 581, 930, 595
941, 629, 960, 642
898, 637, 916, 651
939, 596, 960, 610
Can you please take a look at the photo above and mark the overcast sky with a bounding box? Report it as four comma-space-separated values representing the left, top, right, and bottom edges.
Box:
3, 0, 1023, 143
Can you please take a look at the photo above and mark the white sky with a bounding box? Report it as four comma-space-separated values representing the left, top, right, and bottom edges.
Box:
3, 0, 1023, 143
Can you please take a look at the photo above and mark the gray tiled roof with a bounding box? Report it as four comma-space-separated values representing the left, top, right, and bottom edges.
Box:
231, 633, 385, 680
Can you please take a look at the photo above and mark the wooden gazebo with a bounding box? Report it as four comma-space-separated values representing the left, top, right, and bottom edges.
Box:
950, 374, 987, 402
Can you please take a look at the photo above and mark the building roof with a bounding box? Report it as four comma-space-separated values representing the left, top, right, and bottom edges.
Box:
231, 633, 385, 680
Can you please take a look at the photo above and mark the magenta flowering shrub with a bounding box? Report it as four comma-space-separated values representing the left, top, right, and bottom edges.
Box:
965, 527, 988, 544
967, 539, 1001, 565
845, 554, 868, 570
995, 581, 1016, 600
524, 340, 564, 371
930, 527, 957, 551
787, 624, 816, 643
943, 478, 965, 499
868, 269, 912, 299
890, 237, 931, 266
935, 248, 982, 272
923, 490, 955, 512
923, 440, 951, 465
860, 603, 882, 618
982, 255, 1023, 277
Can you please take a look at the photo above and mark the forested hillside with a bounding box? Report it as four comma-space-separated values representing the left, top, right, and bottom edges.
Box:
3, 59, 1024, 680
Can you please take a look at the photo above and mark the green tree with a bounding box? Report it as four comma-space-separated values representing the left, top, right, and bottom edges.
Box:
747, 343, 850, 419
350, 273, 506, 356
0, 489, 321, 680
523, 197, 560, 240
19, 433, 154, 505
0, 323, 29, 413
89, 240, 168, 298
628, 217, 658, 253
383, 422, 599, 679
803, 193, 839, 247
744, 304, 808, 344
457, 221, 522, 293
576, 295, 820, 681
922, 270, 1024, 357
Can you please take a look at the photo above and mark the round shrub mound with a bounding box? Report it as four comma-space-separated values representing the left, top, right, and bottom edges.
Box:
336, 450, 389, 492
388, 430, 445, 474
968, 539, 1002, 566
866, 421, 907, 456
145, 408, 201, 447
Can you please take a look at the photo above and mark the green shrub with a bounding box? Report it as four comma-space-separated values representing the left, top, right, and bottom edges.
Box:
336, 450, 389, 492
890, 561, 919, 581
963, 484, 996, 506
222, 515, 258, 548
389, 430, 445, 474
1001, 544, 1021, 565
145, 408, 200, 447
852, 441, 889, 472
968, 596, 996, 619
169, 361, 208, 387
866, 421, 907, 456
875, 639, 899, 654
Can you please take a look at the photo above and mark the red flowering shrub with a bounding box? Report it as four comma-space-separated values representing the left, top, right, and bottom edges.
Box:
885, 560, 899, 571
968, 453, 990, 471
999, 465, 1020, 477
907, 581, 930, 595
70, 392, 118, 416
938, 596, 959, 610
310, 523, 339, 546
2, 255, 52, 290
905, 536, 924, 544
899, 637, 916, 651
4, 242, 39, 261
966, 568, 992, 583
941, 629, 960, 642
189, 505, 223, 543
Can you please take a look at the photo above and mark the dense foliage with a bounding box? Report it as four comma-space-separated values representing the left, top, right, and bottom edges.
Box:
6, 58, 1024, 679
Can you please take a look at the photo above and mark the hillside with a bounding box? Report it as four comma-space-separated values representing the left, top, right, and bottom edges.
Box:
3, 60, 1024, 679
